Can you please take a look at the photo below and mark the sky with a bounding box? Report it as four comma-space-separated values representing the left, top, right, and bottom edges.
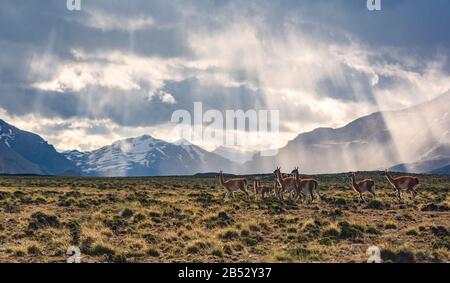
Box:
0, 0, 449, 152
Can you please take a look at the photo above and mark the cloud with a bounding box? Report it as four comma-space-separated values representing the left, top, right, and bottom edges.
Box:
0, 0, 449, 152
83, 9, 154, 32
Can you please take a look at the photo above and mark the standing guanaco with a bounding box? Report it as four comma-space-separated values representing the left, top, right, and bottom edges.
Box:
218, 171, 250, 200
348, 172, 376, 203
273, 167, 298, 200
291, 167, 321, 203
382, 170, 419, 201
253, 179, 275, 199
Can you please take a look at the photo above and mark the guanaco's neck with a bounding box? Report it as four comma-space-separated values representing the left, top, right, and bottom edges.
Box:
294, 171, 300, 182
276, 171, 284, 184
219, 173, 225, 185
351, 174, 357, 187
385, 172, 395, 183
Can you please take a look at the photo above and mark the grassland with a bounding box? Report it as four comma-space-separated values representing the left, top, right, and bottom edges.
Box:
0, 172, 448, 263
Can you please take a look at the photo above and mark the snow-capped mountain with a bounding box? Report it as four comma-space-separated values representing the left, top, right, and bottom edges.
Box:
64, 135, 238, 177
213, 146, 256, 164
0, 119, 78, 175
244, 91, 450, 174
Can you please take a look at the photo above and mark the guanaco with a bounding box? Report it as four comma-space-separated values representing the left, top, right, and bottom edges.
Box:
253, 180, 275, 199
273, 167, 298, 200
382, 170, 419, 201
348, 172, 376, 203
291, 167, 321, 203
218, 171, 250, 200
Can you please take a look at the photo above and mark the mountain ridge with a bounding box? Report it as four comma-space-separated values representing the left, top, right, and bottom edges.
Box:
243, 91, 450, 174
0, 119, 78, 175
63, 134, 239, 177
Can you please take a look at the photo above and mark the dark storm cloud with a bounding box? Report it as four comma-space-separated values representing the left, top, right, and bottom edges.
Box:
0, 0, 449, 131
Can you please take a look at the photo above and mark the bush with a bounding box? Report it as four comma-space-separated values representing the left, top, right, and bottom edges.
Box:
119, 208, 134, 218
28, 212, 61, 231
27, 245, 41, 255
432, 237, 450, 250
219, 229, 239, 240
322, 228, 340, 238
143, 234, 159, 244
147, 248, 160, 257
366, 225, 380, 235
385, 223, 397, 229
406, 229, 418, 236
303, 223, 321, 237
211, 249, 223, 258
318, 237, 332, 246
90, 244, 116, 257
366, 200, 389, 210
420, 203, 449, 212
381, 249, 416, 263
338, 221, 363, 239
186, 245, 200, 254
430, 226, 448, 237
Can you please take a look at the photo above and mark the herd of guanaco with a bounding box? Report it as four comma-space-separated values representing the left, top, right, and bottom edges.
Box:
217, 168, 420, 203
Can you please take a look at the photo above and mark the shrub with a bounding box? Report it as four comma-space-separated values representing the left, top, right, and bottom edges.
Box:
432, 237, 450, 250
119, 208, 134, 218
405, 229, 418, 236
384, 223, 397, 229
430, 226, 448, 237
318, 237, 332, 246
365, 225, 380, 235
240, 229, 250, 237
186, 245, 200, 254
303, 223, 321, 237
219, 229, 239, 240
143, 234, 159, 245
28, 212, 61, 231
90, 244, 116, 257
322, 228, 340, 238
338, 221, 363, 239
147, 248, 160, 257
381, 249, 416, 263
27, 245, 41, 255
420, 203, 449, 212
211, 249, 223, 258
366, 200, 388, 210
223, 245, 233, 255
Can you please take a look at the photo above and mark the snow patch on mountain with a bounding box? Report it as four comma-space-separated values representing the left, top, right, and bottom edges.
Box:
64, 135, 237, 176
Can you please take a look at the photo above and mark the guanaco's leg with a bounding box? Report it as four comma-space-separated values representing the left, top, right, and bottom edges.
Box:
314, 186, 322, 200
412, 187, 418, 199
397, 188, 402, 201
241, 186, 249, 200
359, 192, 365, 203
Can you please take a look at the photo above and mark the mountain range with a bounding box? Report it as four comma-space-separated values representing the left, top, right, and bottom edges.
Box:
0, 119, 78, 176
243, 91, 450, 174
62, 137, 237, 177
0, 91, 449, 176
